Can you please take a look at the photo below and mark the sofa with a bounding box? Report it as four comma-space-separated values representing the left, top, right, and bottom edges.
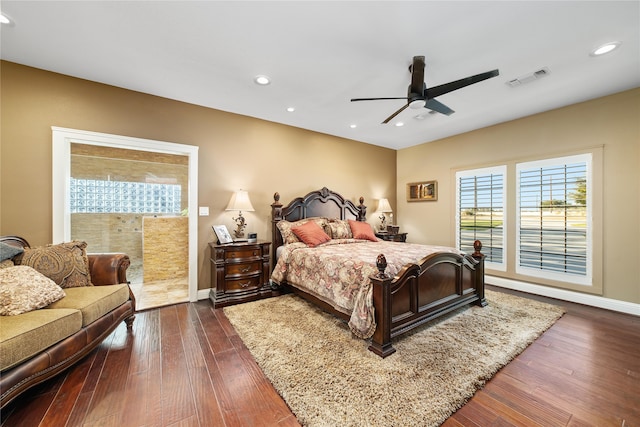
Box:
0, 235, 135, 409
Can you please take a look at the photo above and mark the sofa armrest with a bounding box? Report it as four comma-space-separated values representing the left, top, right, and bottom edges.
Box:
88, 253, 130, 286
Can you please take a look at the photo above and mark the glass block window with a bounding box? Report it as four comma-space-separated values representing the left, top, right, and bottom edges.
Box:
70, 178, 182, 214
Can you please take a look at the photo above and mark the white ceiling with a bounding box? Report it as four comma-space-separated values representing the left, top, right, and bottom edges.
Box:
1, 1, 638, 150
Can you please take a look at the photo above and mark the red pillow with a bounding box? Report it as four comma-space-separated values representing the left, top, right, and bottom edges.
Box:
348, 220, 378, 242
291, 221, 331, 247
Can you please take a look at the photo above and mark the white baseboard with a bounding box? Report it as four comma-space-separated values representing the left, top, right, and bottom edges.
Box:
487, 275, 639, 316
197, 289, 211, 301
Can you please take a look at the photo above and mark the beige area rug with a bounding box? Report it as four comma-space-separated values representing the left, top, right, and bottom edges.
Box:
224, 290, 565, 427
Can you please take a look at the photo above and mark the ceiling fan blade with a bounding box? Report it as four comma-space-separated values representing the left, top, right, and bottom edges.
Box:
425, 98, 455, 116
410, 56, 425, 95
351, 97, 409, 102
382, 103, 409, 124
425, 69, 499, 99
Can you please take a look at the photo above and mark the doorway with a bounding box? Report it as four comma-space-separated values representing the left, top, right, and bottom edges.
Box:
52, 127, 199, 309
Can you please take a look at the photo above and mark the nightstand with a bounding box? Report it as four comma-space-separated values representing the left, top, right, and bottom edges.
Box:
209, 240, 272, 307
375, 232, 408, 242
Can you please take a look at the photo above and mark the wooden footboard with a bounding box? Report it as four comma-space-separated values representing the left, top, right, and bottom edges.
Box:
368, 240, 487, 357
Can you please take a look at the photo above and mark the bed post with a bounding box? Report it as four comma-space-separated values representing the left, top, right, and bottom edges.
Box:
271, 192, 283, 275
357, 196, 367, 221
472, 240, 488, 307
368, 254, 396, 358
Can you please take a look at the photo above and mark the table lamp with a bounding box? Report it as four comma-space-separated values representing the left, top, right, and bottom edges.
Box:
226, 190, 255, 239
377, 198, 392, 231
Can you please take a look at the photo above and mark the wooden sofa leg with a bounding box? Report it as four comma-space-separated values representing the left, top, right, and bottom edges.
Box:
125, 315, 135, 329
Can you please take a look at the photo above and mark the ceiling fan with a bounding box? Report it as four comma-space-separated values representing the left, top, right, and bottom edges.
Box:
351, 56, 499, 124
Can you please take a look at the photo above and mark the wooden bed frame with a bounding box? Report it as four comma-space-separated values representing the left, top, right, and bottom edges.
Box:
271, 187, 487, 358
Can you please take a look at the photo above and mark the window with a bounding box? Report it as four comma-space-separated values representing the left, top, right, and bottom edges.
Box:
70, 178, 182, 214
456, 166, 506, 270
455, 150, 599, 291
516, 154, 591, 285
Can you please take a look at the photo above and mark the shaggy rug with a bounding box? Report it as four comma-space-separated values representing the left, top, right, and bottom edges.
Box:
223, 290, 565, 427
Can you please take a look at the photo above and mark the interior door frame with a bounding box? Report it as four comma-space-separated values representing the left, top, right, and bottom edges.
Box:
52, 126, 199, 302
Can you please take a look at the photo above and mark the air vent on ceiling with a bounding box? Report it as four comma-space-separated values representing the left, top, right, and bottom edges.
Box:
507, 67, 551, 87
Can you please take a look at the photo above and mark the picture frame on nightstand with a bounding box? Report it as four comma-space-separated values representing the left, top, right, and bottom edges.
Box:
212, 225, 233, 244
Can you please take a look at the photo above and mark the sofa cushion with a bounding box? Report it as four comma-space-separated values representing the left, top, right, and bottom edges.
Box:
0, 308, 82, 371
46, 284, 130, 327
17, 241, 92, 288
0, 266, 67, 316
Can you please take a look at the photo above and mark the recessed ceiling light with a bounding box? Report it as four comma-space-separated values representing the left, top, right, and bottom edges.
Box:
254, 75, 270, 85
0, 13, 11, 25
286, 107, 295, 112
590, 41, 621, 56
395, 122, 404, 127
349, 124, 357, 129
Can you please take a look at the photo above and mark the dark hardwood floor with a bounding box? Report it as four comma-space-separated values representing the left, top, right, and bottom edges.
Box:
2, 286, 638, 427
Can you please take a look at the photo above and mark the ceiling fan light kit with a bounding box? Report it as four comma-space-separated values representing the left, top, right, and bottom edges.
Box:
350, 55, 499, 124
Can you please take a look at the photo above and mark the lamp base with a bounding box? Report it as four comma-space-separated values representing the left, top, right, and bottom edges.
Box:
232, 212, 247, 238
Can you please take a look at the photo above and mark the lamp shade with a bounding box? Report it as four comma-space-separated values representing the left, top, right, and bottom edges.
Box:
226, 190, 255, 212
377, 198, 392, 213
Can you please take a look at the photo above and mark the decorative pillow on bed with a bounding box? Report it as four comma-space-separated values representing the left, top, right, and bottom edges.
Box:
291, 221, 332, 248
16, 241, 93, 288
277, 218, 328, 244
326, 218, 353, 239
348, 220, 378, 242
0, 241, 24, 262
0, 265, 66, 316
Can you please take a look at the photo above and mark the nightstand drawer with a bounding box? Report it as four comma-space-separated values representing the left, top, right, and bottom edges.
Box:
226, 261, 261, 276
225, 275, 261, 292
225, 248, 261, 260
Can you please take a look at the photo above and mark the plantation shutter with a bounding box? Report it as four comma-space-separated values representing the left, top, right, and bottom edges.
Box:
516, 155, 590, 283
456, 166, 505, 268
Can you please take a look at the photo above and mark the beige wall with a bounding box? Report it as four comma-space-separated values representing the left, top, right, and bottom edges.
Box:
3, 60, 636, 305
398, 88, 640, 304
0, 61, 397, 291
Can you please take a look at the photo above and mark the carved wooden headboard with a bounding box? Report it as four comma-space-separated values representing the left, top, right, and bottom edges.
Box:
270, 187, 367, 267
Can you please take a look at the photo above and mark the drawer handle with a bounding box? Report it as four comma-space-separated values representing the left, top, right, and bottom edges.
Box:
240, 266, 252, 273
253, 251, 258, 256
239, 281, 251, 288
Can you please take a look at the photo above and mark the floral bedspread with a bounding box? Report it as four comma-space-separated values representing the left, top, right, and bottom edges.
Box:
271, 239, 462, 339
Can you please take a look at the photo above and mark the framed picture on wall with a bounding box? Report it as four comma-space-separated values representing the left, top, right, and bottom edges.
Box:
212, 225, 233, 244
407, 180, 438, 202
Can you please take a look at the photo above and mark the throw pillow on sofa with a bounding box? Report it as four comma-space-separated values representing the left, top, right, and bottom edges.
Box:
0, 241, 23, 262
0, 265, 66, 316
17, 241, 93, 288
